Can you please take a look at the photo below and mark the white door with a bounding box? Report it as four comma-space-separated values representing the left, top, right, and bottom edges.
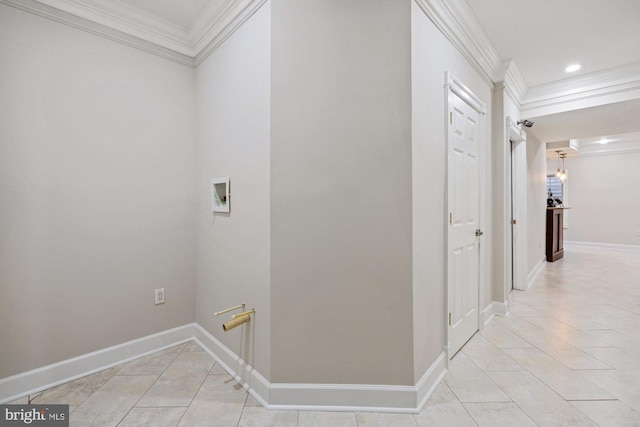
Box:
448, 90, 481, 357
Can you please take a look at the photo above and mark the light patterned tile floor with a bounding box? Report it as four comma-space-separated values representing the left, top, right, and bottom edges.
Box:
7, 246, 640, 425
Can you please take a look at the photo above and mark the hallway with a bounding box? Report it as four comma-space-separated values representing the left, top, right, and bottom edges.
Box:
9, 246, 640, 426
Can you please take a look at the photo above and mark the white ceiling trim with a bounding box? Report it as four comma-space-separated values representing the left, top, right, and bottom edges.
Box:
1, 0, 194, 64
521, 62, 640, 118
414, 0, 532, 106
0, 0, 266, 67
40, 0, 190, 49
495, 60, 528, 106
192, 0, 268, 66
414, 0, 501, 87
526, 62, 640, 101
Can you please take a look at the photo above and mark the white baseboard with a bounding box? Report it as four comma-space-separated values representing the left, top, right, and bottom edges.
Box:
194, 323, 445, 413
2, 323, 448, 413
268, 383, 417, 413
266, 352, 446, 413
526, 257, 546, 289
414, 351, 447, 412
564, 241, 640, 252
0, 324, 194, 404
480, 300, 510, 328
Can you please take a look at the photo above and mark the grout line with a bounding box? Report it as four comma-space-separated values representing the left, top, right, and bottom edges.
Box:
236, 393, 250, 427
566, 398, 619, 402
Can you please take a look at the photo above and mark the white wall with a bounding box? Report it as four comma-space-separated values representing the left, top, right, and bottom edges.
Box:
562, 150, 640, 246
411, 2, 494, 381
194, 3, 271, 378
526, 131, 547, 273
270, 0, 414, 385
0, 5, 196, 378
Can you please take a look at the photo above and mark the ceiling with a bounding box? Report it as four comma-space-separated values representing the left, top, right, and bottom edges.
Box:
465, 0, 640, 148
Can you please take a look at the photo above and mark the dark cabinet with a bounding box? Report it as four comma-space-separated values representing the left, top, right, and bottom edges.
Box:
546, 208, 566, 262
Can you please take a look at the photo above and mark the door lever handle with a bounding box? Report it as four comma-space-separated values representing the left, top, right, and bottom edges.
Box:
475, 229, 484, 237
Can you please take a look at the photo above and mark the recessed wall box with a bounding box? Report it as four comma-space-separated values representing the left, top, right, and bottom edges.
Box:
211, 177, 230, 213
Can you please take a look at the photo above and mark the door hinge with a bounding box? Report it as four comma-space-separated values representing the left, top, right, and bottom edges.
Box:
449, 212, 453, 225
512, 219, 517, 225
449, 312, 452, 326
475, 229, 484, 237
449, 112, 453, 125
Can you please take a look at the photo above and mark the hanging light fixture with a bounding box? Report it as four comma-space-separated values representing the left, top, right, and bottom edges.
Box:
554, 150, 568, 182
556, 152, 567, 183
555, 150, 563, 179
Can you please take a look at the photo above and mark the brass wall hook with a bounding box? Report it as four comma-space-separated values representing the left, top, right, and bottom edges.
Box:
214, 304, 245, 316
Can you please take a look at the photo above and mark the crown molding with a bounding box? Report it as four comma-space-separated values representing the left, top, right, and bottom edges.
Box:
8, 0, 504, 76
521, 62, 640, 117
525, 62, 640, 104
412, 0, 530, 105
0, 0, 194, 65
0, 0, 267, 67
414, 0, 502, 87
496, 60, 528, 106
44, 0, 191, 50
192, 0, 268, 66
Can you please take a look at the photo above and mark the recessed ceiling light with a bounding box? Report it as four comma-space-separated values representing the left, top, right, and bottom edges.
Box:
597, 138, 610, 145
565, 64, 581, 73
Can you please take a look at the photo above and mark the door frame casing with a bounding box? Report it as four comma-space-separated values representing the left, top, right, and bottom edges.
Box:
444, 72, 487, 362
507, 118, 528, 291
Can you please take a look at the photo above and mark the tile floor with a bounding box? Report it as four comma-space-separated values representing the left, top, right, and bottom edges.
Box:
8, 246, 640, 426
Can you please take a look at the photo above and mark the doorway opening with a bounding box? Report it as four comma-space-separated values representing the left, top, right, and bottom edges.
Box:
508, 122, 528, 292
